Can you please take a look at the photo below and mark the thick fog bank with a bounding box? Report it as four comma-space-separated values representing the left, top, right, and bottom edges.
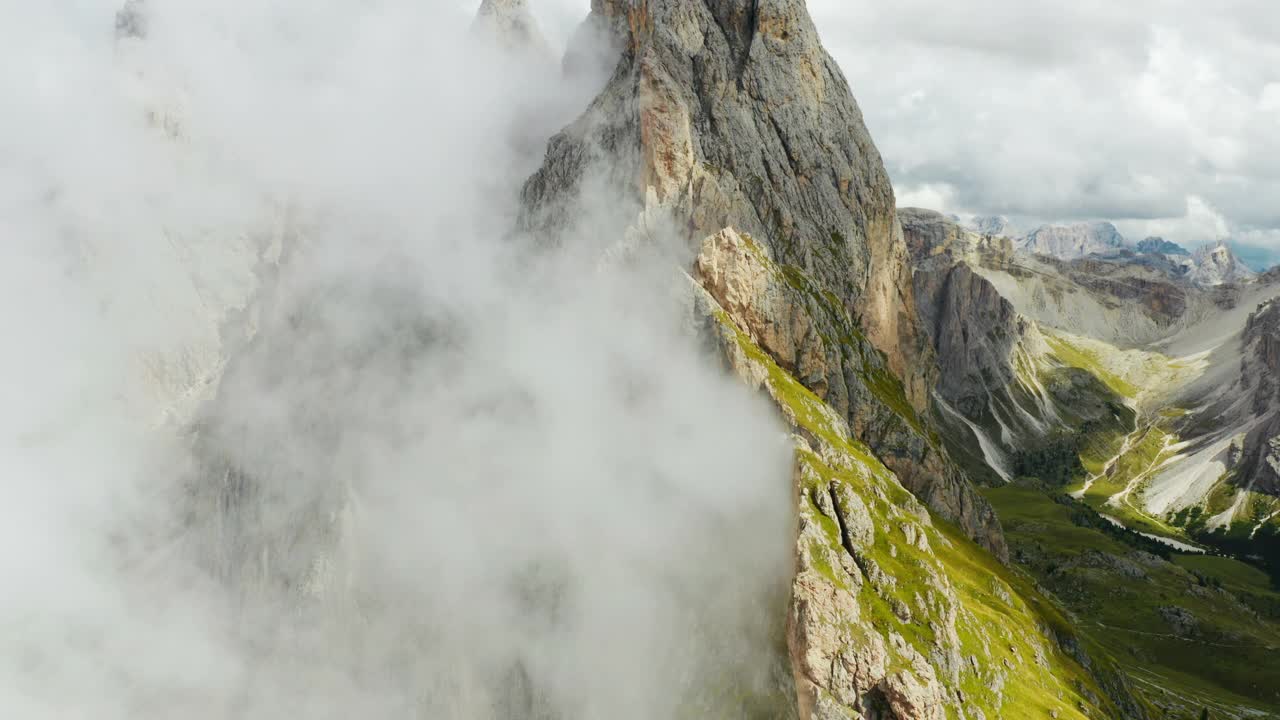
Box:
1, 2, 795, 717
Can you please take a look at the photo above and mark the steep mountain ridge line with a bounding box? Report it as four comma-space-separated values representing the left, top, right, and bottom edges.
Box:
685, 251, 1140, 719
520, 0, 1006, 555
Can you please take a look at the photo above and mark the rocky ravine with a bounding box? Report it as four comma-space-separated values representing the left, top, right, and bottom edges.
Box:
157, 0, 1260, 717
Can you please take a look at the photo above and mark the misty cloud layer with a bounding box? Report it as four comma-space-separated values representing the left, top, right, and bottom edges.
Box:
2, 2, 794, 717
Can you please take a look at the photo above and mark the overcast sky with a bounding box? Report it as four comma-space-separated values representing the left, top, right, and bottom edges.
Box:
809, 1, 1280, 260
518, 1, 1280, 261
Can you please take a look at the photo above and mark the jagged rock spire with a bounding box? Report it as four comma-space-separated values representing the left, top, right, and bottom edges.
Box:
519, 0, 1007, 545
115, 0, 147, 40
472, 0, 553, 59
522, 0, 924, 395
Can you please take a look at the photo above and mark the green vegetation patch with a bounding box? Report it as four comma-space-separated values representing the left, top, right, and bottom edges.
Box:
1043, 332, 1141, 399
719, 309, 1115, 719
985, 484, 1280, 717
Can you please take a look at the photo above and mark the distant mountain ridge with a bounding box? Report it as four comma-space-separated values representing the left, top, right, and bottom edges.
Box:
960, 216, 1262, 287
127, 0, 1280, 716
915, 208, 1280, 563
1137, 236, 1189, 256
1020, 220, 1127, 259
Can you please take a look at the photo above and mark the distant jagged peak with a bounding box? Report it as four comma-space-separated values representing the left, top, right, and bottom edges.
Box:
115, 0, 147, 41
472, 0, 554, 60
1189, 240, 1257, 286
1018, 220, 1128, 260
1136, 236, 1189, 256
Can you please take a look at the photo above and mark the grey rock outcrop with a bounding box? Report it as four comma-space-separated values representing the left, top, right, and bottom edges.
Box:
1202, 299, 1280, 497
904, 213, 1025, 420
902, 210, 1060, 480
914, 262, 1023, 419
689, 266, 1135, 718
520, 0, 931, 407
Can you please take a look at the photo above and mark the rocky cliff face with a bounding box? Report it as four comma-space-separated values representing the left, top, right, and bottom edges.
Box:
519, 0, 1000, 555
1235, 301, 1280, 496
520, 0, 929, 406
903, 210, 1026, 420
692, 227, 1005, 558
965, 247, 1220, 346
473, 0, 553, 56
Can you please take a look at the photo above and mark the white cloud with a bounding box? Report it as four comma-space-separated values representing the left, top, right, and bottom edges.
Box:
804, 0, 1280, 249
896, 182, 958, 212
0, 2, 793, 716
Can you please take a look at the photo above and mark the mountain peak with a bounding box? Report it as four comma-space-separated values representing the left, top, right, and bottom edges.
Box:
1019, 220, 1126, 260
1136, 236, 1189, 256
1189, 240, 1256, 286
473, 0, 552, 56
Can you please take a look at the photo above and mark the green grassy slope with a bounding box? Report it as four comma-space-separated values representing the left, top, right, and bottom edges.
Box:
715, 309, 1135, 718
986, 485, 1280, 719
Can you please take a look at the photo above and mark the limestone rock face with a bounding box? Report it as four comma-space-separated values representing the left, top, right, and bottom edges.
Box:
520, 0, 931, 408
914, 261, 1021, 415
902, 210, 1039, 431
898, 209, 1140, 485
692, 227, 1006, 557
905, 208, 1016, 266
522, 0, 1002, 560
1211, 299, 1280, 496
